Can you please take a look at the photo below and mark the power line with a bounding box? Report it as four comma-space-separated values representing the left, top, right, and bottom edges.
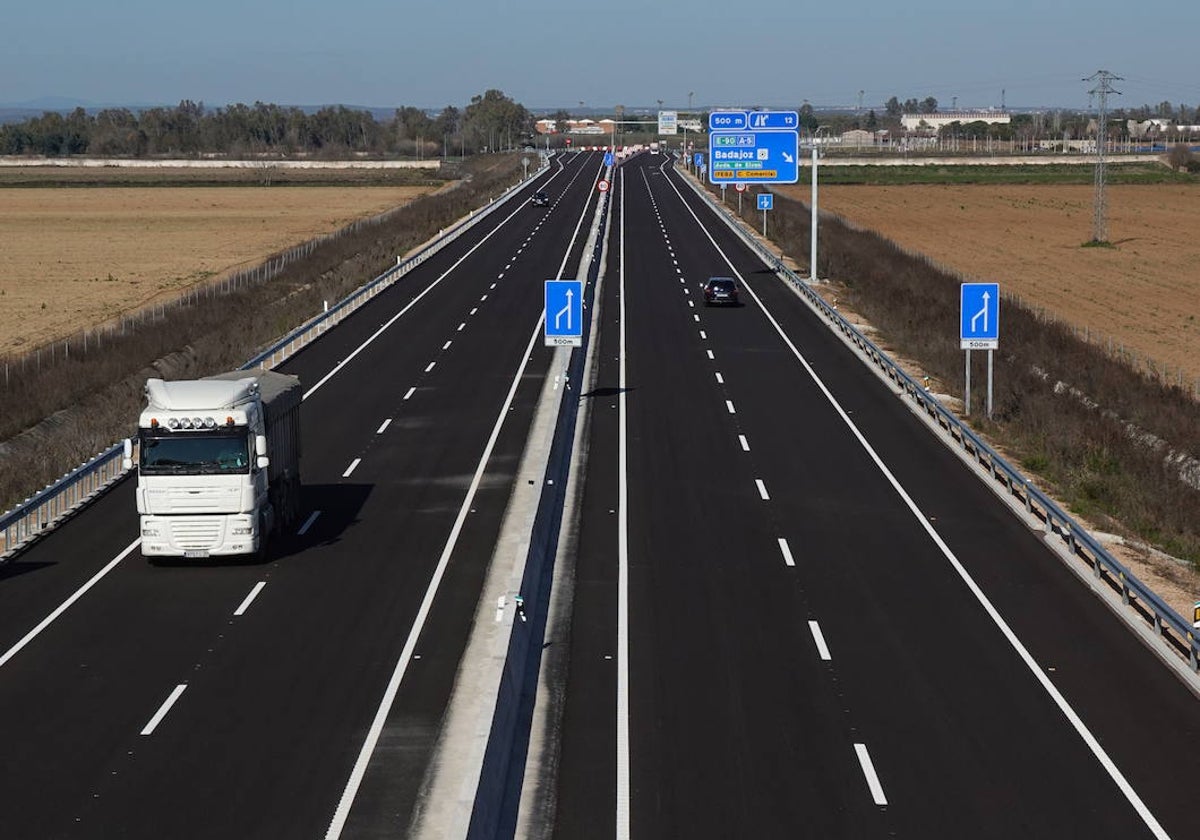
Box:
1084, 70, 1122, 244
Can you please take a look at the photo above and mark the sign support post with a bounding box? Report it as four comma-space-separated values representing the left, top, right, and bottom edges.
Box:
811, 143, 819, 282
965, 349, 972, 416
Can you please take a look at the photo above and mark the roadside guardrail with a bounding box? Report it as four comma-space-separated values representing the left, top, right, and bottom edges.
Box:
679, 164, 1200, 676
0, 155, 552, 561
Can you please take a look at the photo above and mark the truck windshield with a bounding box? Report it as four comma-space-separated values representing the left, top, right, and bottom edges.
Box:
140, 431, 251, 475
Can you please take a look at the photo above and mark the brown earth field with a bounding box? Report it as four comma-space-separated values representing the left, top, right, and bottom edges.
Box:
777, 183, 1200, 387
0, 184, 434, 353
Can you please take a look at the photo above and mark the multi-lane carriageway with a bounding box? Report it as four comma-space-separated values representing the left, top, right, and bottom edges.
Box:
0, 149, 1197, 839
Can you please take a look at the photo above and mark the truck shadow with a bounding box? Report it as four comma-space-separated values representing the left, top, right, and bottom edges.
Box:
266, 482, 373, 563
152, 482, 373, 567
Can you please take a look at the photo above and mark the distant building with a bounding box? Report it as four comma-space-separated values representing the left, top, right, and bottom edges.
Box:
839, 129, 875, 146
535, 119, 558, 134
901, 111, 1011, 132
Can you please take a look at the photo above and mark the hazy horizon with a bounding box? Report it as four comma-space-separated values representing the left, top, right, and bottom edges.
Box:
4, 0, 1198, 116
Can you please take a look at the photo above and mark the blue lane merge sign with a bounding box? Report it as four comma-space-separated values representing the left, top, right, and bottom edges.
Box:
960, 282, 1000, 349
545, 280, 584, 347
693, 152, 704, 167
757, 193, 774, 211
603, 151, 614, 167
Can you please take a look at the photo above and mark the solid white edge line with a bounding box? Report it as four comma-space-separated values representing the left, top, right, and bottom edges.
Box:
808, 619, 831, 660
616, 165, 632, 840
854, 743, 888, 805
234, 581, 267, 617
376, 418, 392, 434
0, 538, 141, 670
141, 684, 188, 736
739, 434, 750, 452
325, 315, 547, 840
756, 479, 770, 500
342, 458, 361, 478
778, 537, 796, 567
297, 510, 321, 536
663, 165, 1172, 840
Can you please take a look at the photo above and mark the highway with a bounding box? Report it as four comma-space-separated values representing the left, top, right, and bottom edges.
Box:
0, 150, 607, 838
543, 153, 1200, 839
2, 146, 1199, 840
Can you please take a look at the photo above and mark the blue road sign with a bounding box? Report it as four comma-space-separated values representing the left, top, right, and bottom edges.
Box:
693, 152, 704, 167
708, 129, 799, 185
603, 151, 614, 167
757, 193, 774, 211
709, 111, 749, 131
960, 282, 1000, 349
747, 110, 799, 129
545, 280, 584, 347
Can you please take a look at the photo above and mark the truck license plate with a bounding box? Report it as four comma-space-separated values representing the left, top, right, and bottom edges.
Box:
183, 550, 210, 559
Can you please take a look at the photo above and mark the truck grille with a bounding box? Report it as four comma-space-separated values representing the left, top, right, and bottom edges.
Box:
170, 519, 222, 549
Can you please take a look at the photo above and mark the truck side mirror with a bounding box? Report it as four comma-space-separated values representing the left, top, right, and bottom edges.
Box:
257, 455, 270, 470
122, 438, 133, 471
255, 435, 268, 456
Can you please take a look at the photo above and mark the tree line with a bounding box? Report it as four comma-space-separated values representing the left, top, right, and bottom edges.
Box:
0, 89, 535, 158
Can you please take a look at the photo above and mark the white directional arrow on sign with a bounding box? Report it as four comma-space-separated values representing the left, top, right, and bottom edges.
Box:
971, 290, 990, 333
555, 288, 573, 331
782, 151, 794, 163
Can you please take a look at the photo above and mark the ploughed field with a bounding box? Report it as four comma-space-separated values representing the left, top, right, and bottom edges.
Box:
0, 180, 433, 353
779, 183, 1200, 386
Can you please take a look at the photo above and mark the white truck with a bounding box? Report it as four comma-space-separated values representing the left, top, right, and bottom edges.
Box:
127, 370, 303, 560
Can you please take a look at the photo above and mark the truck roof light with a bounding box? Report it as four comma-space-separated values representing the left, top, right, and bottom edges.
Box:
203, 417, 216, 428
167, 418, 179, 430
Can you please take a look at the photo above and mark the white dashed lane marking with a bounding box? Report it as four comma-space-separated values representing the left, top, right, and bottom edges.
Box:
756, 479, 770, 500
808, 619, 831, 659
343, 459, 362, 478
376, 419, 392, 434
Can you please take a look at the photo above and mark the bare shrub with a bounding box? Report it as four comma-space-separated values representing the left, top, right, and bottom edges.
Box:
722, 182, 1200, 564
0, 154, 527, 514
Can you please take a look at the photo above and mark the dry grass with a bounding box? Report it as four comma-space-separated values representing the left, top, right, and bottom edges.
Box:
0, 184, 435, 352
777, 183, 1200, 385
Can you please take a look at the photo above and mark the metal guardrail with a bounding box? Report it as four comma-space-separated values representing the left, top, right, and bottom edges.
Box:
679, 165, 1200, 674
0, 155, 552, 561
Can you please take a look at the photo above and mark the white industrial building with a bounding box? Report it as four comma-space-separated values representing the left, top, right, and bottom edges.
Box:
901, 111, 1011, 132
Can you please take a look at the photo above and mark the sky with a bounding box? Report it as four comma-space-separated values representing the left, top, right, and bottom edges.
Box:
3, 0, 1199, 114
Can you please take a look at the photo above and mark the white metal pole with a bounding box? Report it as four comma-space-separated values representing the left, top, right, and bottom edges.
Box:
965, 349, 972, 416
810, 143, 819, 283
987, 349, 994, 419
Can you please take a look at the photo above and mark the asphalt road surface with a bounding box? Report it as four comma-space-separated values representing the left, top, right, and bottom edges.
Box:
546, 153, 1200, 839
3, 148, 1199, 840
0, 150, 607, 839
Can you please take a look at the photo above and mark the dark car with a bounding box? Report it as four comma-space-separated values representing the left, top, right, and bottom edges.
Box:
702, 277, 739, 306
531, 190, 550, 207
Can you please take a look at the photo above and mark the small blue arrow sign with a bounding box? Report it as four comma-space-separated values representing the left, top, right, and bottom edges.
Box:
693, 152, 704, 167
757, 193, 774, 211
603, 151, 614, 167
960, 282, 1000, 348
545, 280, 583, 347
